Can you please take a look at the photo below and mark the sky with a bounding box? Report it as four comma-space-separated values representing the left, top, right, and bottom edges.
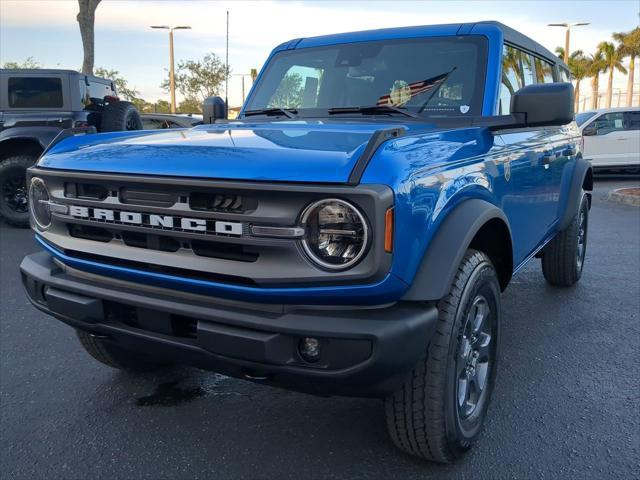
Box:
1, 0, 638, 107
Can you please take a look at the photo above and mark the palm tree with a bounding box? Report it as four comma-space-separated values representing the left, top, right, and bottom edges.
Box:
613, 27, 640, 107
586, 51, 606, 109
567, 51, 589, 111
597, 41, 627, 108
555, 46, 566, 60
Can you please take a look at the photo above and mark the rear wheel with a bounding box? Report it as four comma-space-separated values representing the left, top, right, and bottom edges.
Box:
385, 250, 500, 463
76, 330, 164, 372
541, 193, 589, 286
0, 155, 36, 227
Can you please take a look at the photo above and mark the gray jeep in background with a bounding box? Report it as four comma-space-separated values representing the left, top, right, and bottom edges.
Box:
0, 69, 142, 226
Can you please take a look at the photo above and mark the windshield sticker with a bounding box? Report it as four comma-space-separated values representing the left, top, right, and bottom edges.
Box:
388, 80, 411, 106
460, 105, 470, 114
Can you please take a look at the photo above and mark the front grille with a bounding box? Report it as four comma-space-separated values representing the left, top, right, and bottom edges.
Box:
120, 187, 178, 207
121, 231, 181, 252
189, 191, 251, 213
65, 182, 109, 200
68, 224, 113, 242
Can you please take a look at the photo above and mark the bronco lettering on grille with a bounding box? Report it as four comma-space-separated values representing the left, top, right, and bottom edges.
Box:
67, 205, 243, 236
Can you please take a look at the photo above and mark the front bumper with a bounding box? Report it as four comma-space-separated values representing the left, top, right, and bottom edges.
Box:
21, 252, 438, 397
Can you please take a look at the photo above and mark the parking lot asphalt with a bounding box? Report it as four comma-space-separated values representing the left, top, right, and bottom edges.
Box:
1, 178, 639, 480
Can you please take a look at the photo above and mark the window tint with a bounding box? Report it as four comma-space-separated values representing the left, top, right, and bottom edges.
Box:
534, 57, 554, 83
559, 68, 570, 82
592, 112, 626, 135
8, 77, 63, 108
625, 111, 640, 131
78, 79, 115, 108
268, 65, 323, 108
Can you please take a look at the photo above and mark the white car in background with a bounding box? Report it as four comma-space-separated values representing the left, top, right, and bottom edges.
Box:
576, 107, 640, 173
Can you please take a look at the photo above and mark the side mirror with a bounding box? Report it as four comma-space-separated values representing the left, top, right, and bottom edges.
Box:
511, 83, 574, 127
582, 124, 597, 136
202, 96, 227, 124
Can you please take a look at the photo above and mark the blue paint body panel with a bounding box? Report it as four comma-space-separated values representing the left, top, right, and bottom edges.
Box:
31, 21, 582, 305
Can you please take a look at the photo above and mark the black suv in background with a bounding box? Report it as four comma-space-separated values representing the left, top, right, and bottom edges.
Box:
0, 69, 142, 226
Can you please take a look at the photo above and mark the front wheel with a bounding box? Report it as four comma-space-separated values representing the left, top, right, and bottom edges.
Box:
385, 250, 501, 463
541, 193, 589, 286
0, 155, 36, 227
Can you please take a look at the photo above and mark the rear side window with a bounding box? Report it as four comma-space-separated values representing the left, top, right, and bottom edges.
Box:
559, 68, 570, 82
499, 46, 536, 114
78, 79, 115, 108
534, 58, 554, 83
8, 77, 63, 108
625, 111, 640, 131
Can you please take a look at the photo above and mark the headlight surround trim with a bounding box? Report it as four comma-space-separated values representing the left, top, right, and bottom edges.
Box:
28, 177, 52, 230
300, 198, 370, 271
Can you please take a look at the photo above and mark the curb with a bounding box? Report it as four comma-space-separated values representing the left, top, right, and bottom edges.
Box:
608, 188, 640, 207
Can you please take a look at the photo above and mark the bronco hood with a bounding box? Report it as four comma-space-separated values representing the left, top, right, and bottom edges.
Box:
38, 122, 420, 184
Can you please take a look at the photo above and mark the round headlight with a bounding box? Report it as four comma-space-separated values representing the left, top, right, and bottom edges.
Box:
301, 199, 369, 270
29, 177, 51, 229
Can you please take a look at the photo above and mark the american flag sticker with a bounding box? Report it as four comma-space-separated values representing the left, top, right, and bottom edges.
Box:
377, 72, 449, 107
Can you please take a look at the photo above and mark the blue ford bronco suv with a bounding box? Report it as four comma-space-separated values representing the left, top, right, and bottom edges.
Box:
20, 21, 591, 462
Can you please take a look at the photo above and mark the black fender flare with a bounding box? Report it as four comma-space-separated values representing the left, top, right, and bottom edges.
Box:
402, 199, 513, 302
558, 156, 592, 230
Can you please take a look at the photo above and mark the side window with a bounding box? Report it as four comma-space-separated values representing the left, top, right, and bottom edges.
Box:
624, 111, 640, 131
534, 58, 555, 83
499, 46, 535, 114
559, 68, 571, 82
592, 113, 626, 135
8, 77, 63, 108
79, 79, 115, 108
267, 65, 323, 109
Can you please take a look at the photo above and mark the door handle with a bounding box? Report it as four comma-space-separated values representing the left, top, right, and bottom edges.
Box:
616, 137, 628, 141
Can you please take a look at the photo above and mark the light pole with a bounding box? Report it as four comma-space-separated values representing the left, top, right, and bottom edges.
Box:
150, 25, 191, 114
231, 73, 253, 105
547, 22, 589, 64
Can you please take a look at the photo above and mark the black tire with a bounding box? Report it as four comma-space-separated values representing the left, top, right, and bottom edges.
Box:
0, 155, 36, 227
100, 101, 143, 132
76, 330, 163, 372
385, 250, 501, 463
541, 193, 589, 286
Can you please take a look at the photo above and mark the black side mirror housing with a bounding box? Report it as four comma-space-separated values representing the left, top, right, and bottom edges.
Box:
511, 83, 574, 127
202, 96, 227, 124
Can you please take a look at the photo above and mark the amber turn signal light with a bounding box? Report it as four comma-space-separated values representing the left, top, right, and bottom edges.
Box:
384, 208, 394, 253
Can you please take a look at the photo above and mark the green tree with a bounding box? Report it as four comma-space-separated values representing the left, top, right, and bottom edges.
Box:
94, 67, 140, 101
153, 100, 171, 113
613, 27, 640, 107
597, 41, 627, 108
268, 73, 304, 108
566, 51, 589, 111
178, 97, 203, 114
586, 51, 606, 109
2, 57, 42, 69
554, 46, 565, 60
161, 52, 229, 102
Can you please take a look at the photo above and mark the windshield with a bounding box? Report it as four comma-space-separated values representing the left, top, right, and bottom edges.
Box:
575, 112, 597, 127
245, 36, 487, 118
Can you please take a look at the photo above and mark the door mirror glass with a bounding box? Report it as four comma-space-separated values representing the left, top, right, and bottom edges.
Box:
582, 124, 597, 136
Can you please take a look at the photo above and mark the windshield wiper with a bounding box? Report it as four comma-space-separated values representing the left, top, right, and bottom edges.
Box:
328, 105, 422, 119
417, 67, 457, 114
243, 108, 298, 119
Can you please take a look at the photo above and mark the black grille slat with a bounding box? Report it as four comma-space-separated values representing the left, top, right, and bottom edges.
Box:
189, 192, 249, 213
191, 239, 258, 262
68, 224, 113, 242
119, 188, 177, 207
65, 182, 109, 200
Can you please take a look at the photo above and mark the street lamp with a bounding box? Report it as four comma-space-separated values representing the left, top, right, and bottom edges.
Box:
150, 25, 191, 114
547, 22, 589, 64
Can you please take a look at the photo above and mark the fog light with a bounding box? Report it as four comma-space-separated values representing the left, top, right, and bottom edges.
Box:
299, 337, 321, 362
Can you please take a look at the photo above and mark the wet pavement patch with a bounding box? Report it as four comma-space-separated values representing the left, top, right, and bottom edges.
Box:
136, 381, 205, 407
